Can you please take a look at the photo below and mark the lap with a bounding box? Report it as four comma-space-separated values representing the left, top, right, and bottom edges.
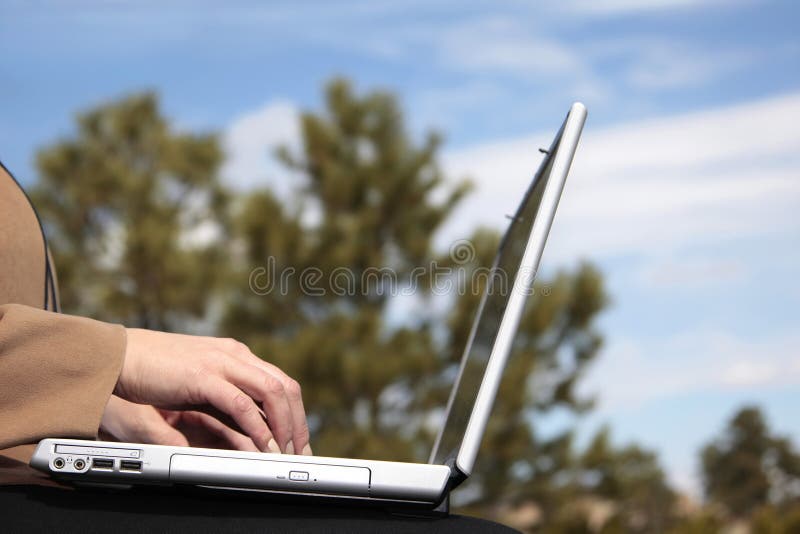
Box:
1, 483, 519, 533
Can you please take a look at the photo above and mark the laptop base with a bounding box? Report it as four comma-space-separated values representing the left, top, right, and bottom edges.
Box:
69, 479, 452, 517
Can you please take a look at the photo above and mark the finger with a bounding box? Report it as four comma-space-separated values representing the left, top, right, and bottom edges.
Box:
173, 404, 253, 435
196, 376, 275, 453
223, 362, 294, 453
282, 378, 311, 456
219, 342, 312, 456
131, 406, 189, 447
102, 397, 189, 447
179, 411, 260, 452
157, 408, 182, 426
171, 404, 279, 453
146, 417, 190, 447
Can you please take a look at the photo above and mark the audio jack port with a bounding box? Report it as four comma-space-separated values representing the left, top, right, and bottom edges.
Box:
74, 459, 86, 470
53, 457, 65, 469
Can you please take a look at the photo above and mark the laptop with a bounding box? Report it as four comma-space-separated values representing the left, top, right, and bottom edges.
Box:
31, 102, 587, 513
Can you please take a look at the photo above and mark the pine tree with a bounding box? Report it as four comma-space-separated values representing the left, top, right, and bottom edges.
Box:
576, 427, 675, 532
221, 79, 472, 460
32, 93, 229, 330
701, 405, 800, 517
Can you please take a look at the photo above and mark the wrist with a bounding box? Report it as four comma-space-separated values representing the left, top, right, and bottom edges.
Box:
114, 327, 139, 401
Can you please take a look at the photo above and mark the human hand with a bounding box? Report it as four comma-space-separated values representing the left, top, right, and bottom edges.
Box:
113, 329, 311, 455
100, 395, 261, 451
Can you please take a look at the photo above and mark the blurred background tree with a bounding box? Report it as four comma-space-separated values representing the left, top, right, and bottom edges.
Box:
701, 405, 800, 518
570, 426, 676, 532
31, 93, 229, 331
30, 79, 800, 533
220, 78, 472, 461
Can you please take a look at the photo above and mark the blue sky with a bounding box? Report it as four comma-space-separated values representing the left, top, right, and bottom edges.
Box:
2, 0, 799, 496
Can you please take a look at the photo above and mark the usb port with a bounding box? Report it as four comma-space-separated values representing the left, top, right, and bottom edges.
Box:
120, 460, 142, 472
91, 458, 114, 470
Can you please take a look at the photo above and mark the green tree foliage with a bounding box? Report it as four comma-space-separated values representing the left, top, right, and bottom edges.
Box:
665, 511, 724, 534
701, 405, 800, 518
32, 93, 228, 330
576, 427, 676, 532
498, 426, 678, 533
751, 503, 800, 533
220, 79, 472, 461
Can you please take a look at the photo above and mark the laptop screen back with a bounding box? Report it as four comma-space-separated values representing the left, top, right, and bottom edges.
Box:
429, 105, 585, 475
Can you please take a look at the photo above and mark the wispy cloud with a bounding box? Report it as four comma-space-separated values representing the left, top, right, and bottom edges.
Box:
438, 91, 800, 262
221, 100, 301, 194
560, 0, 757, 16
607, 39, 756, 90
438, 17, 583, 78
582, 329, 800, 411
636, 256, 748, 290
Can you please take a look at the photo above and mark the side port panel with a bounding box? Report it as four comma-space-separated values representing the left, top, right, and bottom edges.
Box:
169, 454, 371, 496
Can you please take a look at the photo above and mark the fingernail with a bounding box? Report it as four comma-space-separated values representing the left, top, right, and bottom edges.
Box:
302, 444, 313, 456
266, 438, 281, 454
285, 442, 294, 455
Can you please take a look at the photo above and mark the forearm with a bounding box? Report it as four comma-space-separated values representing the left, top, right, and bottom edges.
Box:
0, 304, 126, 449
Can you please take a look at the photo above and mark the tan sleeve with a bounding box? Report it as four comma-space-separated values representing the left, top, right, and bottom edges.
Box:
0, 303, 126, 449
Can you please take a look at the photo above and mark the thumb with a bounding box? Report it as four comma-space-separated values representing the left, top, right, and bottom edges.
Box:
127, 403, 190, 447
102, 395, 190, 447
145, 416, 190, 447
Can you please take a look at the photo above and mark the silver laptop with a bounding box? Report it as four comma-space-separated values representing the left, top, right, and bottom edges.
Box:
31, 103, 587, 512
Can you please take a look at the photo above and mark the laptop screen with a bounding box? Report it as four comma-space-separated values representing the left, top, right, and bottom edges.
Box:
429, 120, 566, 471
